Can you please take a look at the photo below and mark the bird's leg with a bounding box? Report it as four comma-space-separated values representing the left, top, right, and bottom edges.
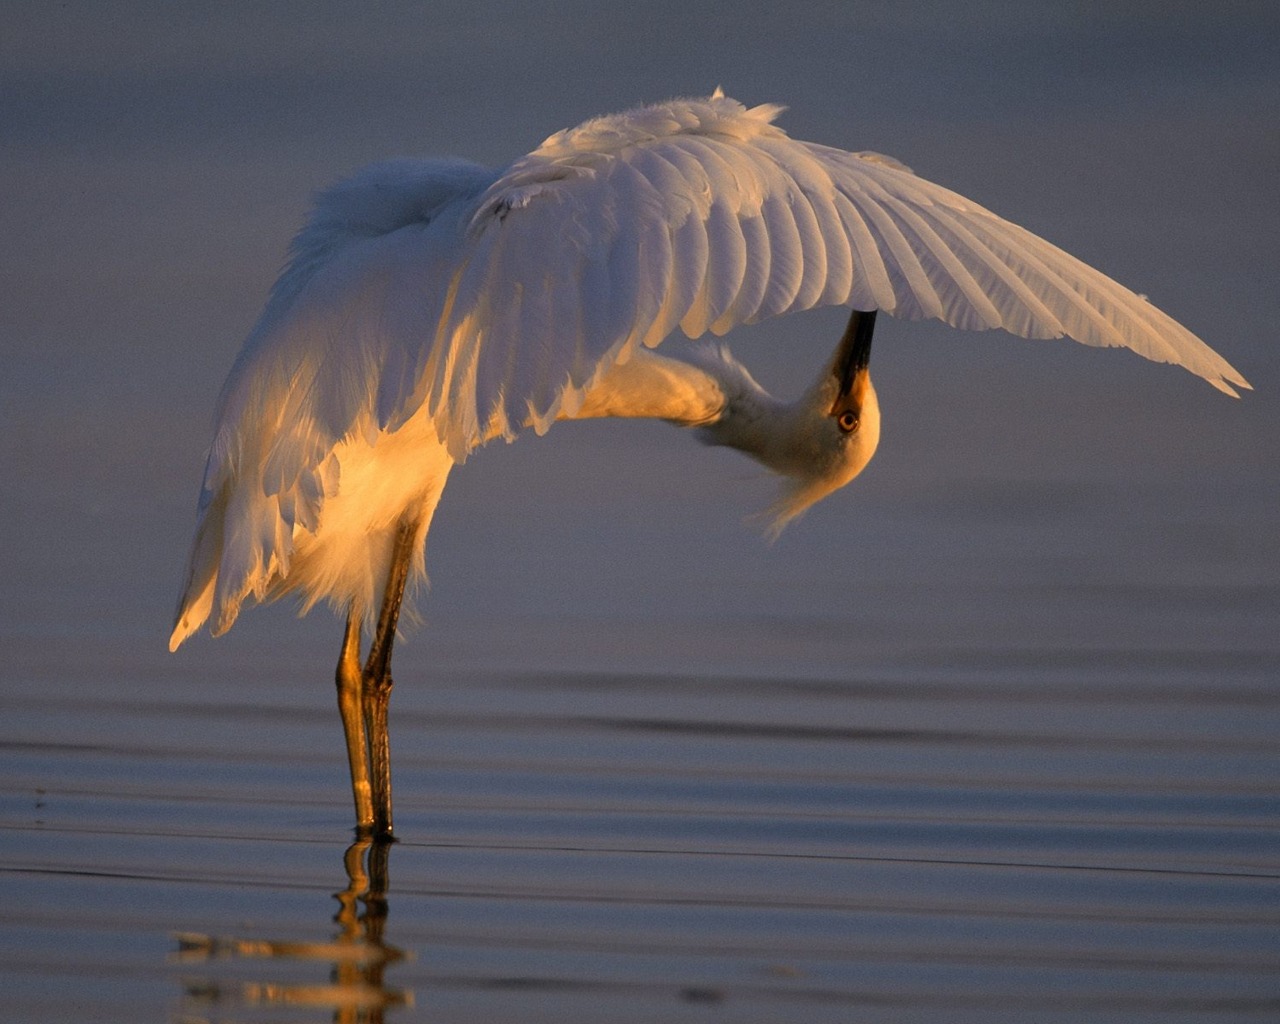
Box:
362, 518, 418, 839
336, 612, 375, 834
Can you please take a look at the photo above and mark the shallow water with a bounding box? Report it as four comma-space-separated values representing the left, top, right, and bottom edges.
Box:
3, 635, 1276, 1023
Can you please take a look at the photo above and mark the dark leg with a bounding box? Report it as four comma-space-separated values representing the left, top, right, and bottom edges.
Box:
363, 518, 419, 839
336, 612, 374, 834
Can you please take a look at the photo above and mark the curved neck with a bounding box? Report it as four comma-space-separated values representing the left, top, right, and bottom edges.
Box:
557, 346, 733, 426
561, 344, 809, 468
559, 335, 881, 537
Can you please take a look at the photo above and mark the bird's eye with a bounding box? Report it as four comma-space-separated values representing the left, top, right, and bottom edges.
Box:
837, 411, 859, 433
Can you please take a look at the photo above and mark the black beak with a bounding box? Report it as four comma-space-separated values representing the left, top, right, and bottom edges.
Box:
830, 308, 876, 415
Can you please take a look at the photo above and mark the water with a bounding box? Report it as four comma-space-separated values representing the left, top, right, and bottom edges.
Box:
3, 2, 1279, 1021
3, 640, 1277, 1022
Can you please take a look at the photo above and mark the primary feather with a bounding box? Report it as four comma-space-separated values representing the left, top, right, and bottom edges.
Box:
170, 93, 1248, 649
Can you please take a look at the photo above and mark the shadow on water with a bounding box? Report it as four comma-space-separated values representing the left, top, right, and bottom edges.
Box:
173, 839, 412, 1021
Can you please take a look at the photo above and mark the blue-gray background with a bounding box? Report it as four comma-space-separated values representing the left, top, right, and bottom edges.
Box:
3, 0, 1276, 685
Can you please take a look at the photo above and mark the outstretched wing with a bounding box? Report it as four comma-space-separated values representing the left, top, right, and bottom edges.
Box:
174, 94, 1249, 645
412, 93, 1246, 457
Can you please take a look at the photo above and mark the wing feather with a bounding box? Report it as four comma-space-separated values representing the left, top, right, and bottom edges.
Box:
200, 94, 1251, 486
718, 210, 773, 332
392, 96, 1248, 456
829, 189, 898, 310
682, 198, 744, 336
753, 136, 834, 312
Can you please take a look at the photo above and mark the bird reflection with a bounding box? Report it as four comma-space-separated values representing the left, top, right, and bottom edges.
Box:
174, 839, 412, 1021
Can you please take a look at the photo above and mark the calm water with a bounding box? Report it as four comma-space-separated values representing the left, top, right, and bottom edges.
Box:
3, 630, 1277, 1022
3, 3, 1278, 1021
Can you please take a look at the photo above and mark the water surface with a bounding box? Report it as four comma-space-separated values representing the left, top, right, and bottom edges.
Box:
3, 634, 1276, 1022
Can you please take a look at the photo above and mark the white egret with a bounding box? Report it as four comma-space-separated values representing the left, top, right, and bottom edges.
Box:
169, 92, 1248, 838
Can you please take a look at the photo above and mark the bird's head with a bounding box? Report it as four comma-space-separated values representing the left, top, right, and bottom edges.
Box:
695, 310, 881, 537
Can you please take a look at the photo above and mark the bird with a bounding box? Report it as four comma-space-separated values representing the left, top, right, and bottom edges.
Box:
169, 91, 1248, 839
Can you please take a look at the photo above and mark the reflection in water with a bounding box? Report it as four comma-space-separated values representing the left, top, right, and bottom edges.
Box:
173, 840, 412, 1021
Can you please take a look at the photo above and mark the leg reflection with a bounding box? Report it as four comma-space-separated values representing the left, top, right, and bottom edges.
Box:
175, 839, 412, 1021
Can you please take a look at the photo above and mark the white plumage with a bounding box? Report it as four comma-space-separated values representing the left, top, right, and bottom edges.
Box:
169, 92, 1247, 836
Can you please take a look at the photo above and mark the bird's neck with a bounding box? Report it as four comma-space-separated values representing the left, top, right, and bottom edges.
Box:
560, 344, 804, 470
558, 345, 738, 427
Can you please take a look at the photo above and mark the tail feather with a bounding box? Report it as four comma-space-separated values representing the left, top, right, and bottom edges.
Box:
169, 483, 229, 650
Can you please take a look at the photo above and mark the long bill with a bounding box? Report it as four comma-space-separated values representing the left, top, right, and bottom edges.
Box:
830, 308, 876, 418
